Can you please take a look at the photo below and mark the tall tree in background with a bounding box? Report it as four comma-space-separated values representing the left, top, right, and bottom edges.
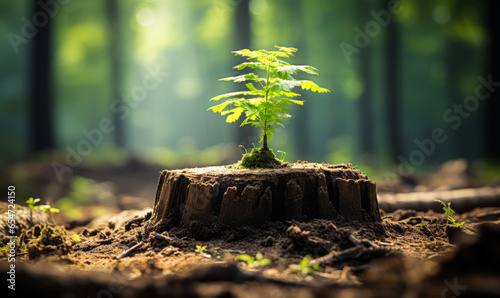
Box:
485, 0, 500, 161
234, 0, 254, 147
384, 1, 401, 162
289, 0, 310, 159
107, 0, 125, 148
357, 1, 374, 160
30, 0, 55, 153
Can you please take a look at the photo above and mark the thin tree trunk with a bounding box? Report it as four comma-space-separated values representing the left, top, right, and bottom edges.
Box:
234, 0, 254, 148
384, 2, 401, 162
107, 0, 125, 148
358, 1, 374, 160
289, 0, 310, 159
485, 0, 500, 161
30, 0, 55, 153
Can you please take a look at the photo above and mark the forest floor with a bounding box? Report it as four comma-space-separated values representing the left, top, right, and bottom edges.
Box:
1, 159, 500, 297
2, 205, 500, 297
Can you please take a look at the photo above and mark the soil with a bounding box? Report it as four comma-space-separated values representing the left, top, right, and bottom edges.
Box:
1, 205, 500, 297
1, 160, 500, 297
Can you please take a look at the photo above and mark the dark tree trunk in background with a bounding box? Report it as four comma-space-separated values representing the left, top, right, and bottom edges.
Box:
485, 0, 500, 161
290, 0, 310, 159
359, 48, 373, 158
384, 3, 401, 162
30, 0, 55, 153
234, 0, 254, 147
357, 2, 374, 160
107, 0, 125, 148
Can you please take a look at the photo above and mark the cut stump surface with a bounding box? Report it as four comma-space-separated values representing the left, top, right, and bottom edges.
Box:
147, 162, 380, 230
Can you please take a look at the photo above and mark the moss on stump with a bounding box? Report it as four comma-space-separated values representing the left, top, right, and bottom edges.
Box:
231, 147, 283, 169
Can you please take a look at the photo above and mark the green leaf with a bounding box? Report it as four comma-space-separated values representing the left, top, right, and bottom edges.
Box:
226, 108, 244, 123
259, 259, 271, 266
208, 100, 237, 113
300, 80, 330, 93
277, 79, 302, 91
210, 91, 256, 101
275, 119, 284, 127
26, 197, 40, 207
49, 207, 60, 213
277, 65, 318, 75
233, 62, 265, 70
275, 46, 298, 54
237, 254, 254, 264
299, 255, 311, 268
290, 99, 304, 105
245, 82, 259, 92
249, 97, 264, 105
220, 73, 262, 83
232, 49, 262, 58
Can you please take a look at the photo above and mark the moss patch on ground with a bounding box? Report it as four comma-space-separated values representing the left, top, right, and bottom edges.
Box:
17, 224, 79, 259
231, 147, 283, 169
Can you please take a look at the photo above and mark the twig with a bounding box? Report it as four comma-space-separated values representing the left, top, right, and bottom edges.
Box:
375, 241, 394, 246
348, 235, 361, 246
116, 242, 143, 259
151, 232, 171, 242
309, 245, 363, 266
349, 235, 379, 249
96, 238, 113, 244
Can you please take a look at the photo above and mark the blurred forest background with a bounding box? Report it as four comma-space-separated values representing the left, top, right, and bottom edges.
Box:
1, 0, 500, 207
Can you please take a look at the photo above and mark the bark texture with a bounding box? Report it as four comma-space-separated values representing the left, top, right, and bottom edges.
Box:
147, 162, 380, 230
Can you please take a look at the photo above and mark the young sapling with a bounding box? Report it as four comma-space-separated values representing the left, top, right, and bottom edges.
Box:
435, 200, 464, 228
38, 201, 60, 225
288, 255, 321, 276
25, 197, 40, 225
236, 252, 271, 268
209, 46, 330, 168
195, 245, 207, 253
195, 245, 210, 258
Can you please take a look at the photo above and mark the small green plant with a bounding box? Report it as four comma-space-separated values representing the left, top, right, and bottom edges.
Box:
289, 255, 321, 276
195, 245, 210, 258
195, 245, 207, 253
25, 197, 40, 225
435, 200, 464, 227
38, 201, 60, 225
71, 234, 82, 243
276, 150, 286, 162
208, 46, 329, 168
237, 252, 271, 268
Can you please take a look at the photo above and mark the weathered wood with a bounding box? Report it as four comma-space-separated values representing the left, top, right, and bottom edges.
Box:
378, 186, 500, 213
147, 162, 380, 230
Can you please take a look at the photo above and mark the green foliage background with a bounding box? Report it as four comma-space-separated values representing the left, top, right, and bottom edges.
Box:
0, 0, 489, 172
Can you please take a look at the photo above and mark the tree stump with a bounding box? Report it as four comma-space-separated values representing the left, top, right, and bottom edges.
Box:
147, 162, 380, 231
